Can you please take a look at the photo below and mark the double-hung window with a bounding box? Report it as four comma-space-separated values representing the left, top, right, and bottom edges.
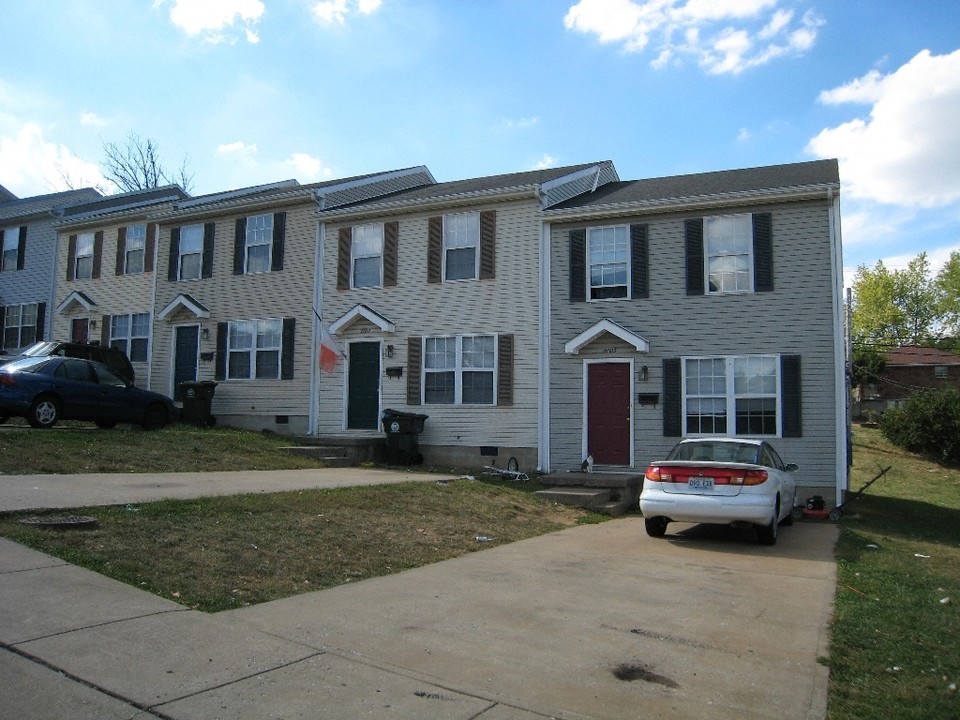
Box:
75, 232, 94, 280
125, 224, 146, 274
424, 334, 495, 404
684, 355, 779, 436
178, 224, 203, 280
705, 214, 753, 293
352, 223, 383, 288
443, 212, 479, 281
588, 225, 629, 300
3, 303, 38, 350
226, 318, 282, 380
2, 229, 19, 271
110, 312, 150, 362
244, 214, 273, 274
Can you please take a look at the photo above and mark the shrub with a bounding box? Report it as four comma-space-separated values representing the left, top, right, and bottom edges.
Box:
879, 387, 960, 464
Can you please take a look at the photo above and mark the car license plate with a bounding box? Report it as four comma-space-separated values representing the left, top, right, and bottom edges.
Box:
688, 477, 714, 490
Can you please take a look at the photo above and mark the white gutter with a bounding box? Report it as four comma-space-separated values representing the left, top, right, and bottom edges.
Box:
146, 223, 159, 391
538, 220, 552, 473
828, 186, 849, 507
316, 187, 540, 223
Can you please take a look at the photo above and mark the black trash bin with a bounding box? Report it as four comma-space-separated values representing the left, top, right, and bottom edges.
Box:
381, 408, 428, 465
179, 381, 218, 427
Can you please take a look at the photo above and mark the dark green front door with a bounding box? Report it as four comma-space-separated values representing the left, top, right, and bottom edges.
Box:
347, 342, 380, 429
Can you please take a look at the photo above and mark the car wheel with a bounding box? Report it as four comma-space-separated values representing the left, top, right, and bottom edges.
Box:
757, 505, 779, 546
644, 516, 669, 538
142, 403, 169, 430
28, 395, 60, 429
95, 420, 117, 429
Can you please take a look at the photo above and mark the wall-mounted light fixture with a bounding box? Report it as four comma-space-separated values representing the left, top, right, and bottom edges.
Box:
89, 318, 97, 330
640, 365, 649, 381
201, 327, 210, 341
386, 344, 394, 358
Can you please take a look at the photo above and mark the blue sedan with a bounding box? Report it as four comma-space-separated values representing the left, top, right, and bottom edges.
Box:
0, 356, 176, 430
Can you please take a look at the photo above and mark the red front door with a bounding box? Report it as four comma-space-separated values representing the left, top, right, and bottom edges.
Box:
71, 319, 89, 344
587, 362, 631, 465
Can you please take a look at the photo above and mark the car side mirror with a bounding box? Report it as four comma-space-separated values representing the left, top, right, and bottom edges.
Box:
785, 463, 799, 472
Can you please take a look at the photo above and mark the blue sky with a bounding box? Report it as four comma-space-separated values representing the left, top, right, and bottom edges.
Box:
2, 1, 959, 287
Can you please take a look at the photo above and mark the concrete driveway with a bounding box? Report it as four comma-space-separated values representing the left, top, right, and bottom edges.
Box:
0, 469, 837, 719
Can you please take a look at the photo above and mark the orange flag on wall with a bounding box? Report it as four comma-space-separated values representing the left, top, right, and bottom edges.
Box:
319, 322, 341, 374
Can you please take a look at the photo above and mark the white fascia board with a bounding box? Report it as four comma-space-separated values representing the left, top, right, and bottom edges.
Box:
157, 294, 210, 320
56, 291, 98, 313
330, 304, 396, 334
316, 187, 539, 223
564, 319, 650, 355
313, 166, 436, 210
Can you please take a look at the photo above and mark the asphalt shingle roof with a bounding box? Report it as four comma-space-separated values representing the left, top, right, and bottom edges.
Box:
0, 188, 102, 223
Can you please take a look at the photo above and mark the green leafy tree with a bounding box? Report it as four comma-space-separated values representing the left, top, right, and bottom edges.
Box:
851, 254, 943, 347
936, 251, 960, 340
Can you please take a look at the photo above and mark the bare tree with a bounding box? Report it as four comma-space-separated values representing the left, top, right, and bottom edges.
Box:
101, 132, 194, 193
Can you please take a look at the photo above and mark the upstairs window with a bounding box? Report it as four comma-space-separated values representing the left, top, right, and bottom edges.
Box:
75, 232, 94, 280
443, 212, 479, 281
705, 214, 752, 293
178, 224, 203, 280
2, 228, 21, 272
352, 223, 383, 288
125, 224, 146, 274
588, 225, 629, 300
244, 214, 273, 274
110, 312, 150, 362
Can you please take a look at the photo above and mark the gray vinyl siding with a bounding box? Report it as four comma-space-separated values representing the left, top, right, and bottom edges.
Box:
151, 203, 316, 428
317, 198, 540, 453
548, 199, 840, 491
1, 217, 57, 349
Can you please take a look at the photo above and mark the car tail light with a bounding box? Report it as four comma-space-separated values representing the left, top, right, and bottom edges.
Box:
729, 469, 769, 486
645, 466, 674, 482
0, 374, 15, 386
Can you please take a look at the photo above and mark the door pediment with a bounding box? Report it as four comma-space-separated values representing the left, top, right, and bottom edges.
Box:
565, 319, 649, 355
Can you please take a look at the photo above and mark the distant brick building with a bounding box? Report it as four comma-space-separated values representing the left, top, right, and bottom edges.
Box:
869, 346, 960, 401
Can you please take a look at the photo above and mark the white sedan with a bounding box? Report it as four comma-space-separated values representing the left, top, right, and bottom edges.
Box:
639, 438, 798, 545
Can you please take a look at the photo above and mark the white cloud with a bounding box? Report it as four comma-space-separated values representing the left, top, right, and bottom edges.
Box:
0, 123, 108, 196
503, 116, 540, 130
533, 154, 559, 170
285, 152, 332, 181
807, 49, 960, 208
564, 0, 822, 74
160, 0, 264, 44
80, 111, 107, 128
217, 141, 258, 155
312, 0, 383, 25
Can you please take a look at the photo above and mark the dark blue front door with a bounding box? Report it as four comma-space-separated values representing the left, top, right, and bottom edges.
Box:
347, 342, 380, 429
173, 326, 199, 401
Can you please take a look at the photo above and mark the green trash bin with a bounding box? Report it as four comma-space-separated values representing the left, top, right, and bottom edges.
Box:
381, 409, 428, 465
179, 381, 218, 427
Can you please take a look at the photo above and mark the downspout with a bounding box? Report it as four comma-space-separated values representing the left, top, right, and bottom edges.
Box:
49, 216, 61, 344
308, 218, 324, 436
146, 222, 159, 390
827, 185, 849, 507
538, 219, 551, 473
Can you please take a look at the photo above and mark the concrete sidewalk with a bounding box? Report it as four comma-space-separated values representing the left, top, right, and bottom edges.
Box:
0, 471, 838, 719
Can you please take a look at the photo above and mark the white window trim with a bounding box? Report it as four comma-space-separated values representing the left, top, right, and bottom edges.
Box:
703, 213, 754, 295
226, 318, 283, 381
681, 354, 781, 438
351, 222, 384, 289
244, 214, 273, 275
422, 333, 498, 405
75, 231, 95, 280
125, 224, 147, 275
586, 224, 631, 302
580, 357, 635, 467
178, 224, 203, 281
442, 211, 480, 282
110, 312, 151, 363
2, 302, 38, 350
1, 228, 18, 272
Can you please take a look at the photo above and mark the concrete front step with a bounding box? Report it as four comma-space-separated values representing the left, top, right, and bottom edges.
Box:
279, 446, 355, 467
535, 486, 611, 511
537, 472, 644, 517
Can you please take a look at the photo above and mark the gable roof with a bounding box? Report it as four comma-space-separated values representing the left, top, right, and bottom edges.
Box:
0, 187, 103, 223
59, 185, 190, 224
885, 346, 960, 366
0, 185, 17, 203
544, 159, 840, 218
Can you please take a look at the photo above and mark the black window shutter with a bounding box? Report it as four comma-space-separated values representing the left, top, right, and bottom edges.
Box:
115, 226, 127, 276
215, 322, 228, 380
35, 303, 45, 341
100, 317, 110, 346
753, 212, 774, 292
685, 219, 704, 296
337, 227, 351, 290
201, 223, 215, 279
383, 221, 398, 287
92, 231, 103, 279
497, 333, 514, 406
168, 228, 180, 281
145, 223, 156, 272
479, 210, 496, 279
781, 354, 802, 437
663, 358, 682, 437
67, 235, 77, 281
17, 226, 27, 270
407, 336, 422, 405
271, 212, 285, 272
630, 223, 649, 299
281, 317, 295, 380
569, 229, 586, 302
427, 217, 442, 284
0, 307, 5, 344
233, 218, 246, 275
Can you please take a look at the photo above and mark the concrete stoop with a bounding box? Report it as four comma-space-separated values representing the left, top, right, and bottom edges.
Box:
536, 471, 643, 517
281, 436, 386, 467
